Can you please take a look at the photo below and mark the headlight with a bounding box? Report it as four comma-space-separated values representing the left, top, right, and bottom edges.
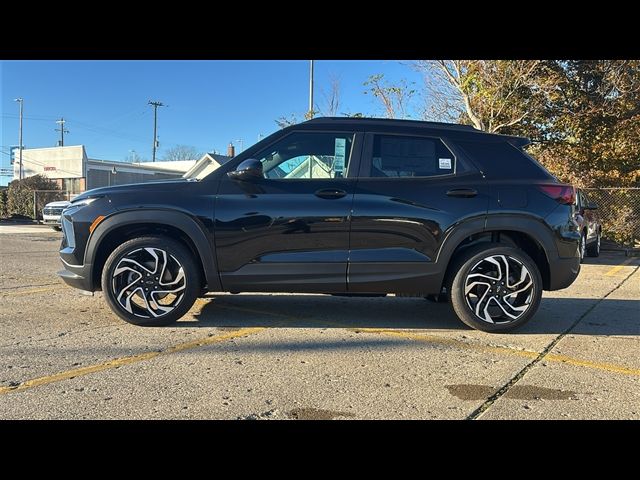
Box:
63, 196, 102, 213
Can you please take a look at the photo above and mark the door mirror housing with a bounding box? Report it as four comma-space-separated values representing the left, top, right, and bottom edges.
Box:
228, 159, 263, 181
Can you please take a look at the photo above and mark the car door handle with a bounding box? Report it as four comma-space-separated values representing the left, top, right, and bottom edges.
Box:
446, 188, 478, 198
314, 188, 348, 199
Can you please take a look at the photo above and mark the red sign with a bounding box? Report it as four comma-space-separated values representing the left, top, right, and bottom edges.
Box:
44, 166, 56, 171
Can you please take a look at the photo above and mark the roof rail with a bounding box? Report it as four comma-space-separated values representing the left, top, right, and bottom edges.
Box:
304, 116, 478, 132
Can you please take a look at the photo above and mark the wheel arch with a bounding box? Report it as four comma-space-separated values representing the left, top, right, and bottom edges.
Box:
438, 215, 555, 291
85, 209, 221, 292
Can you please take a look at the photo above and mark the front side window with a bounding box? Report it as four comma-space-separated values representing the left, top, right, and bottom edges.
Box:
369, 135, 456, 178
256, 132, 354, 180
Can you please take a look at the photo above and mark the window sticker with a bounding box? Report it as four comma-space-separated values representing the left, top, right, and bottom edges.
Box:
439, 158, 452, 170
334, 138, 346, 172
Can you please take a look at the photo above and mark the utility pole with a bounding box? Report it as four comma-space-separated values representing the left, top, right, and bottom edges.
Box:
148, 100, 165, 162
307, 60, 315, 120
55, 117, 69, 146
14, 98, 23, 180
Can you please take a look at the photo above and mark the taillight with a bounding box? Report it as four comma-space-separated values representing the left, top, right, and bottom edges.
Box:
537, 184, 575, 205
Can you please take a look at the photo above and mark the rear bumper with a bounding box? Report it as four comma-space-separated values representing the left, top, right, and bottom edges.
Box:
548, 256, 581, 290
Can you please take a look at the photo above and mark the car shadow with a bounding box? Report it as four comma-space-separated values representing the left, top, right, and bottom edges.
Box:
180, 294, 640, 336
582, 251, 639, 266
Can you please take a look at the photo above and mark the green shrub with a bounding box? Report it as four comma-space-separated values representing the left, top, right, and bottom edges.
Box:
0, 189, 7, 219
6, 175, 62, 219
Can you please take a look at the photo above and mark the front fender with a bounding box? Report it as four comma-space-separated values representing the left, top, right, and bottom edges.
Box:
85, 209, 221, 292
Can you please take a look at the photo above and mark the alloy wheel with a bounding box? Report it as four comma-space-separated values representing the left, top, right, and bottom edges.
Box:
463, 254, 535, 324
111, 247, 186, 318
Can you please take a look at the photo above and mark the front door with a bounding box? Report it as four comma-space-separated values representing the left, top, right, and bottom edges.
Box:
215, 130, 361, 293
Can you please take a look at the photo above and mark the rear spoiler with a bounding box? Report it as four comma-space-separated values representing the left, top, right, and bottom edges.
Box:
504, 136, 531, 148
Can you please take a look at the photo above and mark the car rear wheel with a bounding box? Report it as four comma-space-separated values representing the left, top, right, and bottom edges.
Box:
586, 232, 601, 257
448, 244, 543, 332
101, 236, 200, 326
52, 226, 62, 231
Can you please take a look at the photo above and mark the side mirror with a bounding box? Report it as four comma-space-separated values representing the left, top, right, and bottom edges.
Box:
227, 159, 263, 181
586, 202, 598, 210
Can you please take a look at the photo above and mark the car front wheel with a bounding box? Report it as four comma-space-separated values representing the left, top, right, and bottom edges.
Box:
448, 244, 543, 332
101, 236, 200, 326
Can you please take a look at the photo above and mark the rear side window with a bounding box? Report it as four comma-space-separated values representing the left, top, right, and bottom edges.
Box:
368, 135, 457, 178
456, 140, 553, 180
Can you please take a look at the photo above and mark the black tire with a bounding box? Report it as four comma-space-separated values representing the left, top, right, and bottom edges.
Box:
586, 231, 601, 257
448, 244, 543, 333
101, 235, 201, 326
52, 225, 62, 231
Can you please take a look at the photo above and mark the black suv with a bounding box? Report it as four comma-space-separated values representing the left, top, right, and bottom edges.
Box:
58, 118, 581, 332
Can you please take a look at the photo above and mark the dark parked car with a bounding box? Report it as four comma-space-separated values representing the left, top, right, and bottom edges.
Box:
58, 118, 581, 332
575, 188, 601, 260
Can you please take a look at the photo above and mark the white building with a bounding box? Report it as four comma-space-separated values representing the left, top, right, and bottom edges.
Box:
12, 146, 231, 193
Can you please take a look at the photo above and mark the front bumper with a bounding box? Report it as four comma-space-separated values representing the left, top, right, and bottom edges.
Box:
58, 196, 114, 292
58, 268, 93, 292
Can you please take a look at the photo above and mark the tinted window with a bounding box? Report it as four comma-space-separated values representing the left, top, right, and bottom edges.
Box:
456, 140, 553, 180
255, 132, 354, 180
368, 135, 456, 178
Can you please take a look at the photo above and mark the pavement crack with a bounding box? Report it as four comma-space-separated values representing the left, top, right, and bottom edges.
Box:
467, 264, 639, 420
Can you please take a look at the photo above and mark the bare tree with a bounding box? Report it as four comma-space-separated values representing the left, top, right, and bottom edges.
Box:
364, 74, 416, 119
162, 145, 203, 161
275, 114, 301, 129
416, 60, 549, 133
126, 151, 146, 162
319, 74, 341, 116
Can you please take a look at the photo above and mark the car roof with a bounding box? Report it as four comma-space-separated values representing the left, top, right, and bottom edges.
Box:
298, 117, 531, 147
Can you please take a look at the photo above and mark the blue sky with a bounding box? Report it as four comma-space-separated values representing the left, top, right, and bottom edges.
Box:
1, 60, 423, 185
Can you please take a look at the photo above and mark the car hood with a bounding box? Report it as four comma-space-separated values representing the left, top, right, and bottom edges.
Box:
71, 178, 194, 203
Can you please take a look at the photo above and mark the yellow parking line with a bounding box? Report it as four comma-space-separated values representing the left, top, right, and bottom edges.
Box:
0, 327, 265, 396
203, 301, 640, 377
354, 327, 539, 358
354, 328, 640, 377
544, 353, 640, 376
604, 257, 636, 276
0, 286, 63, 297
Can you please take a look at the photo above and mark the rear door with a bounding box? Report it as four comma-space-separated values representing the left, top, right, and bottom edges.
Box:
348, 132, 488, 293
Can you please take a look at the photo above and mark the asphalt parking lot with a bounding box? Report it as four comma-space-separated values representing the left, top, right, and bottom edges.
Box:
0, 224, 638, 419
